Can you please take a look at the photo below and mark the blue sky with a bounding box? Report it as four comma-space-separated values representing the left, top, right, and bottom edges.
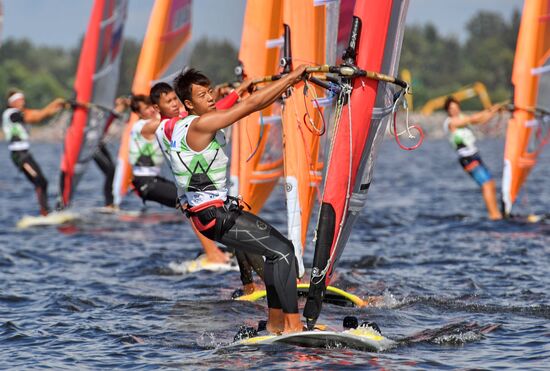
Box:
1, 0, 524, 48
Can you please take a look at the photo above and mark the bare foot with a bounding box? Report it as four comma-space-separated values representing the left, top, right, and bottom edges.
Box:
281, 313, 303, 334
266, 308, 284, 334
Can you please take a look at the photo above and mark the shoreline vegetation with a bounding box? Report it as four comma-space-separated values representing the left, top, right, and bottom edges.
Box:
1, 9, 519, 139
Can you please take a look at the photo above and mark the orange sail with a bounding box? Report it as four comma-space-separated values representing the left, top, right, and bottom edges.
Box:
280, 0, 327, 276
113, 0, 191, 206
502, 0, 550, 215
229, 0, 284, 213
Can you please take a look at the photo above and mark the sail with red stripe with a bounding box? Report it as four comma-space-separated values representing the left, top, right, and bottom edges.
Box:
113, 0, 192, 206
501, 0, 550, 216
58, 0, 128, 207
304, 0, 409, 327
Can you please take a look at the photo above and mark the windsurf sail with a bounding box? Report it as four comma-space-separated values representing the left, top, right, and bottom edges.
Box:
113, 0, 192, 206
303, 0, 410, 328
502, 0, 550, 216
58, 0, 128, 208
229, 0, 284, 213
279, 0, 331, 277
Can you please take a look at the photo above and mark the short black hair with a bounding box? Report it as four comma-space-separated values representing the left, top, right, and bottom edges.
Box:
150, 82, 174, 105
173, 68, 211, 110
130, 94, 151, 113
444, 96, 459, 113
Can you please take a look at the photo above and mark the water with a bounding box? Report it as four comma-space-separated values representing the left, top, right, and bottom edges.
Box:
1, 138, 549, 369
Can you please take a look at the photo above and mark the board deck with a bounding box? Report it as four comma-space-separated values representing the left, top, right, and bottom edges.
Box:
169, 254, 239, 274
234, 326, 394, 352
17, 211, 79, 229
235, 283, 370, 307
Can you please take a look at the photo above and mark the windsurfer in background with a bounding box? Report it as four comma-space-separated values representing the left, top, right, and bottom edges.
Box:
2, 89, 65, 216
141, 81, 266, 296
443, 96, 503, 220
128, 94, 177, 208
93, 96, 130, 210
167, 66, 308, 333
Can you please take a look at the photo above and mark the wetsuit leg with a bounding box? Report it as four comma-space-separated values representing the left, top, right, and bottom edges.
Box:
93, 143, 115, 206
132, 176, 178, 208
197, 208, 298, 313
11, 150, 49, 214
234, 250, 265, 283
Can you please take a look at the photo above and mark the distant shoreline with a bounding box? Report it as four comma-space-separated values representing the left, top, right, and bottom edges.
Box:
0, 112, 510, 143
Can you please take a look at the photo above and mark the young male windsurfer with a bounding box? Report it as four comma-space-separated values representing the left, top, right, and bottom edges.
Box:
443, 96, 503, 220
128, 94, 177, 208
2, 89, 65, 215
141, 82, 265, 295
165, 66, 308, 333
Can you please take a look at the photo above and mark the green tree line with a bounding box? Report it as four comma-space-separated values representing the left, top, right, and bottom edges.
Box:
0, 9, 520, 112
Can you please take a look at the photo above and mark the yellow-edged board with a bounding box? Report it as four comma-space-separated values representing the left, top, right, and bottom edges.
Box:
234, 326, 394, 352
16, 211, 78, 229
235, 283, 368, 307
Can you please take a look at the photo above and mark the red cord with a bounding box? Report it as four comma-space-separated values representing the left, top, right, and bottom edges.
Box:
393, 111, 424, 151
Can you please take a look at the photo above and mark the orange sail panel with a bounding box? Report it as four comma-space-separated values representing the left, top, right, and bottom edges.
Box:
229, 0, 284, 213
58, 0, 128, 207
113, 0, 192, 206
502, 0, 550, 215
280, 0, 326, 274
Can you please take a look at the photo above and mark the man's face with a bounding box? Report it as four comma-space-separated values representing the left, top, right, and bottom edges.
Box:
137, 102, 157, 120
186, 84, 215, 115
155, 91, 180, 118
447, 101, 461, 117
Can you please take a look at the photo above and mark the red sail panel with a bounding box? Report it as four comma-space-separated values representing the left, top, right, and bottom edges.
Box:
59, 0, 128, 207
304, 0, 409, 325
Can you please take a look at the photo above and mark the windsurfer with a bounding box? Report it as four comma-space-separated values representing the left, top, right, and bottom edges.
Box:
141, 82, 266, 295
443, 96, 503, 220
2, 89, 65, 215
128, 93, 188, 209
169, 67, 308, 333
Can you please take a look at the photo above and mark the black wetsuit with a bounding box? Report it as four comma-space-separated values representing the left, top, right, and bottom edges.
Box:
3, 109, 49, 215
189, 198, 298, 313
93, 142, 115, 206
11, 150, 49, 215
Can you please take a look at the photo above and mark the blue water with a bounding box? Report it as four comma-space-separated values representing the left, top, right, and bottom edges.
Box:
1, 138, 549, 369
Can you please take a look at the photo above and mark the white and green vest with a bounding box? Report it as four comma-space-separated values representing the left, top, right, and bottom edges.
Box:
129, 119, 164, 176
169, 115, 228, 206
443, 116, 478, 158
2, 108, 30, 151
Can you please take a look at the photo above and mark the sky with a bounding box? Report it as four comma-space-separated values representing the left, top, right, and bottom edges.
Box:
1, 0, 524, 48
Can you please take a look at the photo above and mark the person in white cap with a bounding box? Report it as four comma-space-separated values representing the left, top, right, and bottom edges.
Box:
2, 89, 65, 215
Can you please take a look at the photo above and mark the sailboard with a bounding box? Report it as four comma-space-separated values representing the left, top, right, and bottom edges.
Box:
233, 320, 393, 352
57, 0, 128, 208
17, 211, 79, 229
112, 0, 192, 207
502, 0, 550, 216
228, 0, 284, 213
303, 0, 410, 328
